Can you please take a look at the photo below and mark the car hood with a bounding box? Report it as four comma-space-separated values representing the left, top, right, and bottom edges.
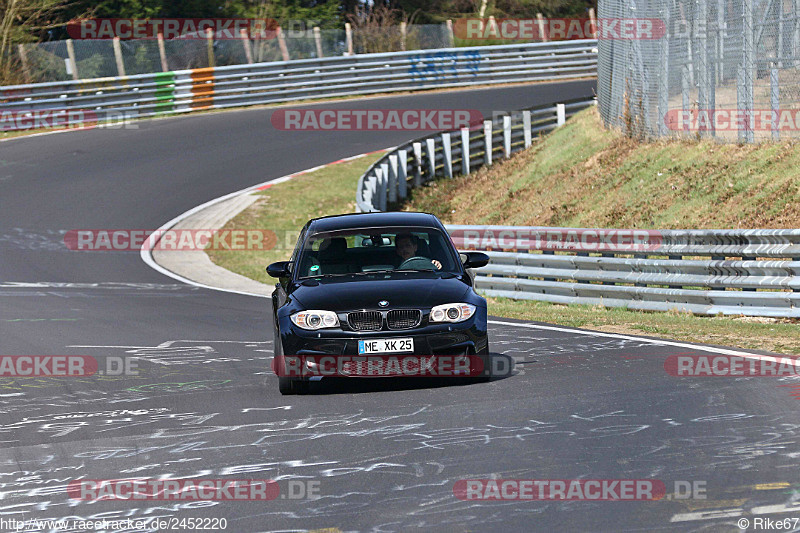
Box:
290, 273, 472, 311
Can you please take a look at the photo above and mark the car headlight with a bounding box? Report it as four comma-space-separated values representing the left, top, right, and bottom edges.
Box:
290, 310, 340, 330
430, 303, 476, 323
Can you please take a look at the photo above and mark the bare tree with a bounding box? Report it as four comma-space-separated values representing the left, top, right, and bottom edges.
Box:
0, 0, 81, 84
346, 5, 419, 54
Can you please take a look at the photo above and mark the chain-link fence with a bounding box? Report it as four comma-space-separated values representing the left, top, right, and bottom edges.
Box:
598, 0, 800, 142
11, 24, 453, 84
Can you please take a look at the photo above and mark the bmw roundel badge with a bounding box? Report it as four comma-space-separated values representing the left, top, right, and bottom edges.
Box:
378, 300, 389, 307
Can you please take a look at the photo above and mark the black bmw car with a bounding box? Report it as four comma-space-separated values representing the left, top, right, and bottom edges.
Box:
267, 212, 490, 394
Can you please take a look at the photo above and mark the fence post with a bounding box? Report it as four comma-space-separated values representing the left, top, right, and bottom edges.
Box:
345, 23, 354, 55
16, 45, 30, 82
65, 39, 79, 80
503, 116, 511, 158
523, 110, 532, 147
537, 13, 548, 41
697, 0, 713, 137
794, 0, 800, 68
313, 27, 324, 58
658, 3, 670, 136
483, 120, 493, 166
446, 19, 455, 47
241, 29, 254, 63
157, 32, 169, 71
771, 67, 780, 140
556, 103, 566, 126
112, 37, 126, 77
442, 133, 453, 178
589, 8, 598, 38
397, 149, 408, 199
681, 65, 690, 134
717, 0, 725, 82
743, 0, 754, 142
206, 28, 215, 67
400, 22, 407, 51
412, 142, 423, 187
277, 27, 290, 61
460, 127, 471, 174
425, 138, 436, 181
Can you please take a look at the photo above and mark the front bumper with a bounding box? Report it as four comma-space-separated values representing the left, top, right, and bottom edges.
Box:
278, 310, 488, 358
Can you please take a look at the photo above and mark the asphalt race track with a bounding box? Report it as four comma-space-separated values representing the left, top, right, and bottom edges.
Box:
1, 80, 799, 532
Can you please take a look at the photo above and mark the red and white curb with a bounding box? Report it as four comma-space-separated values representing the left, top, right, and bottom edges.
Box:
139, 148, 391, 298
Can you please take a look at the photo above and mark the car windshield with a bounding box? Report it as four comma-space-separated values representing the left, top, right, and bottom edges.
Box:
296, 226, 461, 278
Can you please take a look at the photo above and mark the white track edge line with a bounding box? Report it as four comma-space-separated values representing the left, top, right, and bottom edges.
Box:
139, 149, 394, 298
487, 319, 787, 360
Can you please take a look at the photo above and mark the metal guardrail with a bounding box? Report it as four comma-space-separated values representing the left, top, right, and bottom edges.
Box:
355, 97, 597, 212
0, 40, 597, 126
449, 226, 800, 317
355, 99, 800, 317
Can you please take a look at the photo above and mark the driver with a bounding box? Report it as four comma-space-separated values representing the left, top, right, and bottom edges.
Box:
394, 233, 442, 270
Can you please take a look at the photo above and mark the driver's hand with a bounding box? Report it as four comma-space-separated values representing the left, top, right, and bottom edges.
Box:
432, 260, 442, 270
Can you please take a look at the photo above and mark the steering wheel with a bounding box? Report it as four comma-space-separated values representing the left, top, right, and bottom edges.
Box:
398, 256, 436, 270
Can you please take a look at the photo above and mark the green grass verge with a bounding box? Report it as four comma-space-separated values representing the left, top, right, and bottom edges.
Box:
206, 153, 384, 284
406, 107, 800, 228
208, 107, 800, 355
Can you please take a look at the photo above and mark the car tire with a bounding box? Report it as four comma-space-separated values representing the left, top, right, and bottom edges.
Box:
469, 350, 491, 383
279, 377, 309, 395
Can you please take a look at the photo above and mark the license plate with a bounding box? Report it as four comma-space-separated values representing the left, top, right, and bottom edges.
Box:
358, 338, 414, 354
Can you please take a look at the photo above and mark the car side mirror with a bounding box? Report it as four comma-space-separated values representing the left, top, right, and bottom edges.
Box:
266, 261, 291, 278
461, 251, 490, 269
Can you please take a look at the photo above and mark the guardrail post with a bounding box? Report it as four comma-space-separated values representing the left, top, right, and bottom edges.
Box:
556, 103, 566, 126
388, 154, 399, 202
460, 127, 471, 174
483, 120, 493, 166
65, 39, 79, 80
397, 149, 408, 199
412, 142, 423, 187
378, 165, 388, 211
442, 133, 453, 178
523, 110, 532, 147
425, 138, 437, 181
366, 175, 377, 210
503, 116, 511, 158
112, 37, 126, 77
